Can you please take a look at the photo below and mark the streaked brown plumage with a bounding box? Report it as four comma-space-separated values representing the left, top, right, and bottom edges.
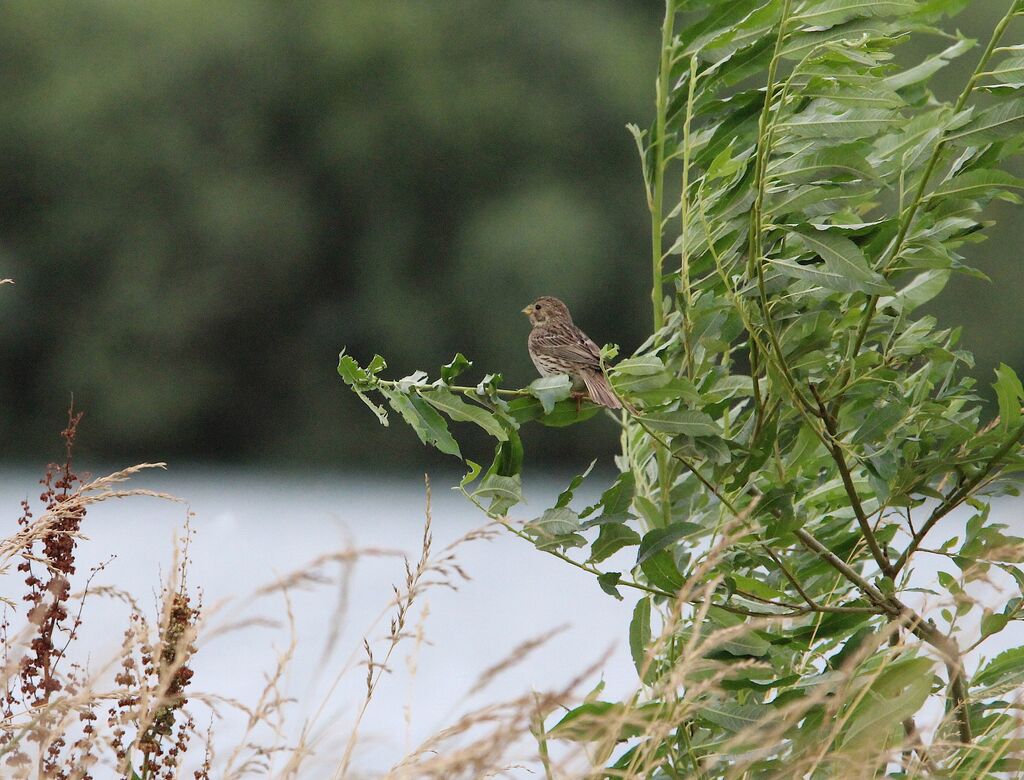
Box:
522, 296, 622, 410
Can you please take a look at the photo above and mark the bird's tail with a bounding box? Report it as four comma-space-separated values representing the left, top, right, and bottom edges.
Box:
582, 370, 629, 411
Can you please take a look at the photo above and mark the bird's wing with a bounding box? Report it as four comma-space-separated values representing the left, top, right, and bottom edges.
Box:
531, 324, 603, 370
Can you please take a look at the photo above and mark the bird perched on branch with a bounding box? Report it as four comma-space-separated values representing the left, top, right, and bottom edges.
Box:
522, 296, 623, 410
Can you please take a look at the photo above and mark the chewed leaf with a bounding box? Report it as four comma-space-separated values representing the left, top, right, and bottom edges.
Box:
440, 353, 473, 383
556, 459, 598, 508
338, 351, 388, 425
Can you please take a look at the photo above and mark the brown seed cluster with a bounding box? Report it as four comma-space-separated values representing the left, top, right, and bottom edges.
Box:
2, 407, 92, 777
1, 407, 206, 779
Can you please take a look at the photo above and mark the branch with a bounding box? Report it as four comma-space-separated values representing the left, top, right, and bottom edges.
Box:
809, 384, 894, 578
794, 527, 972, 744
630, 414, 740, 515
760, 544, 876, 615
376, 378, 529, 398
892, 420, 1024, 574
793, 529, 889, 605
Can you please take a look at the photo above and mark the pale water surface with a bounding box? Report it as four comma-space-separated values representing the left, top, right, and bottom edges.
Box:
0, 466, 636, 776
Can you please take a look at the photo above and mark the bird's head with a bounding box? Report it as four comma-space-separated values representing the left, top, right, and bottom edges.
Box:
522, 296, 572, 326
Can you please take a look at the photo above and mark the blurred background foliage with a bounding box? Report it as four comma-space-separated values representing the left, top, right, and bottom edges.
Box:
0, 1, 1019, 470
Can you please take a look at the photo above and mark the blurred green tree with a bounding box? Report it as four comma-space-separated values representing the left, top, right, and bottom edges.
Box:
0, 1, 1019, 467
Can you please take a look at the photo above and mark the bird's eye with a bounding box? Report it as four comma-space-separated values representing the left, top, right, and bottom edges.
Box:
534, 304, 541, 310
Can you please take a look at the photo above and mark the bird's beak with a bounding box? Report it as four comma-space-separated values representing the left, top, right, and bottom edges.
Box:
521, 305, 532, 316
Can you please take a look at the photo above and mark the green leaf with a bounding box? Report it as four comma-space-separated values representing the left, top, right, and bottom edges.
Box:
929, 169, 1024, 201
421, 388, 508, 441
629, 597, 652, 679
886, 269, 951, 311
383, 389, 461, 457
782, 18, 898, 61
785, 229, 890, 293
997, 563, 1024, 599
549, 701, 657, 741
583, 472, 636, 524
506, 396, 602, 427
778, 105, 900, 141
885, 37, 974, 91
975, 647, 1024, 689
528, 507, 581, 537
610, 355, 673, 394
472, 473, 522, 515
727, 574, 786, 601
597, 571, 624, 600
841, 658, 934, 750
707, 608, 772, 657
440, 353, 472, 383
637, 523, 701, 565
986, 53, 1024, 88
591, 523, 642, 563
639, 409, 722, 437
490, 426, 523, 476
555, 459, 597, 508
993, 363, 1024, 431
982, 610, 1009, 639
697, 702, 766, 733
612, 354, 665, 375
792, 0, 916, 29
549, 701, 619, 741
527, 374, 573, 414
459, 459, 481, 491
640, 551, 684, 593
948, 97, 1024, 145
851, 397, 906, 444
771, 147, 878, 186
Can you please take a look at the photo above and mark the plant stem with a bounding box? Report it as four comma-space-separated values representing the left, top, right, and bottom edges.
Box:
650, 0, 675, 333
376, 378, 529, 398
680, 54, 698, 377
809, 385, 894, 577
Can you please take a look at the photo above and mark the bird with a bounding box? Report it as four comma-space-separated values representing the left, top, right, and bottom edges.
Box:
521, 296, 623, 410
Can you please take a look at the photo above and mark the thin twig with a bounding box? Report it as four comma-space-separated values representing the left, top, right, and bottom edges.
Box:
809, 384, 894, 578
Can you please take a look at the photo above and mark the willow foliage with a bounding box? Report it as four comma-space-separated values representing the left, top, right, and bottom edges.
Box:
341, 1, 1024, 775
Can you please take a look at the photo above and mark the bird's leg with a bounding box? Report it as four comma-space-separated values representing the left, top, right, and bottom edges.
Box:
571, 391, 587, 414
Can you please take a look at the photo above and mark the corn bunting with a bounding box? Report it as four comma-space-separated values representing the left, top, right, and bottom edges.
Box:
522, 296, 622, 410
